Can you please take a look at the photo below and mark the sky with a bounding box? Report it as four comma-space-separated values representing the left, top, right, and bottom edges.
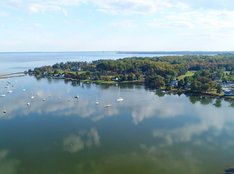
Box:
0, 0, 234, 52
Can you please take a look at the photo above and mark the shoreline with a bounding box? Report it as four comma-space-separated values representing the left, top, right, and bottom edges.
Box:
31, 75, 234, 100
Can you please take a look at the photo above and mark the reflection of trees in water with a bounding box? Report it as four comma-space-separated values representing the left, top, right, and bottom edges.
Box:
189, 96, 213, 105
213, 99, 222, 108
155, 90, 165, 97
188, 95, 223, 107
71, 81, 81, 87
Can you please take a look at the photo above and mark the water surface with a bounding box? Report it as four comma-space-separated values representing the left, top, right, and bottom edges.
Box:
0, 76, 234, 174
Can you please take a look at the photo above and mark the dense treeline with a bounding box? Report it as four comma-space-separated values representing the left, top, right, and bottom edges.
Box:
31, 55, 234, 95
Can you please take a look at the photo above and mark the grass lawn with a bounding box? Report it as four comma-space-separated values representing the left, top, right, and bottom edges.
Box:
178, 71, 195, 80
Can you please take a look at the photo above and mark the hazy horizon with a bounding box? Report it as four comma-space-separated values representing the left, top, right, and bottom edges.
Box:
1, 50, 234, 53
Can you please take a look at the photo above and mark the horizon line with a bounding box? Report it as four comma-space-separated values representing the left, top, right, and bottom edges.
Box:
1, 50, 234, 53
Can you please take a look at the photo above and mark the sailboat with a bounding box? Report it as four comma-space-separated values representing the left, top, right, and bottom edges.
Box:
2, 106, 6, 114
116, 87, 124, 102
95, 96, 100, 105
0, 88, 6, 97
7, 90, 13, 93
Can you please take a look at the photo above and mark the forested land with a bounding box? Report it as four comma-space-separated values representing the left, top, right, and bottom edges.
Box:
30, 54, 234, 95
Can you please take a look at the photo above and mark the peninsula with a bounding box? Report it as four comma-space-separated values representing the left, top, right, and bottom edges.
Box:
28, 54, 234, 99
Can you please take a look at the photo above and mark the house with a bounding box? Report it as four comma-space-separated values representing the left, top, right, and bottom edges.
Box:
170, 80, 178, 87
71, 66, 81, 71
224, 89, 233, 96
112, 77, 119, 81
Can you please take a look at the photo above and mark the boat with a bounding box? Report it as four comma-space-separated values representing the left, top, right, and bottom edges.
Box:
27, 102, 30, 106
22, 88, 26, 92
31, 96, 35, 99
7, 90, 13, 93
96, 101, 100, 105
116, 87, 124, 102
117, 97, 124, 102
42, 98, 46, 101
74, 95, 79, 99
0, 87, 6, 97
104, 104, 112, 108
2, 107, 6, 114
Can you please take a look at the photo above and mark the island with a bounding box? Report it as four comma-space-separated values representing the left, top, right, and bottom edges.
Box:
27, 54, 234, 99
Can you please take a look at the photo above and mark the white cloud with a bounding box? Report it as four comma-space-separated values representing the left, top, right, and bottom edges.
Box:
0, 0, 188, 15
0, 0, 85, 15
92, 0, 188, 15
150, 10, 234, 32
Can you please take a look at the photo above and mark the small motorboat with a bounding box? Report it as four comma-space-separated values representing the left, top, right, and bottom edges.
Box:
104, 104, 112, 108
117, 97, 124, 102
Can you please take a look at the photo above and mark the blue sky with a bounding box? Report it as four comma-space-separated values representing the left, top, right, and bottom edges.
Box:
1, 0, 234, 51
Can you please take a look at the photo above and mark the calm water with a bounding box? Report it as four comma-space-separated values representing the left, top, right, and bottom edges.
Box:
0, 75, 234, 174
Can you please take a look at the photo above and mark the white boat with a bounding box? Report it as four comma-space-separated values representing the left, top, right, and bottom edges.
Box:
116, 87, 124, 102
7, 90, 13, 93
96, 101, 100, 105
104, 104, 112, 108
31, 96, 35, 99
117, 97, 124, 102
0, 87, 6, 97
22, 89, 26, 92
74, 95, 79, 99
42, 98, 46, 101
27, 102, 30, 106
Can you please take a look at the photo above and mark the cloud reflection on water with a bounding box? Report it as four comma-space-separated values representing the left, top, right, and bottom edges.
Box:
64, 128, 100, 153
152, 106, 234, 146
1, 77, 234, 149
0, 150, 19, 174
